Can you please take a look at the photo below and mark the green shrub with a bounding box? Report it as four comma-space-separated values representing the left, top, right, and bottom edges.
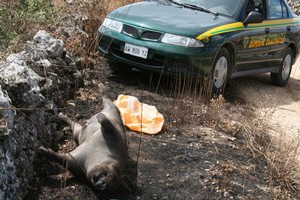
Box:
0, 0, 58, 47
20, 0, 57, 20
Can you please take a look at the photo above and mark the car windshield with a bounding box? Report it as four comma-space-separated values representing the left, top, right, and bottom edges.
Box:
173, 0, 241, 16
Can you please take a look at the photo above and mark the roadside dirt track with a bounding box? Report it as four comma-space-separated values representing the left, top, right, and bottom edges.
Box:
231, 57, 300, 143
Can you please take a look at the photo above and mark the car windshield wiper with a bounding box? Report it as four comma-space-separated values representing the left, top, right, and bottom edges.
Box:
182, 3, 218, 16
166, 0, 183, 7
166, 0, 218, 16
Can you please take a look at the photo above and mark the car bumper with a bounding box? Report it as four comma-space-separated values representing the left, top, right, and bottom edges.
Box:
98, 26, 217, 76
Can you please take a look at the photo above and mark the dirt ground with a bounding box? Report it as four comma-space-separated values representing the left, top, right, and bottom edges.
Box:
15, 3, 300, 198
1, 0, 300, 199
234, 59, 300, 142
23, 52, 300, 199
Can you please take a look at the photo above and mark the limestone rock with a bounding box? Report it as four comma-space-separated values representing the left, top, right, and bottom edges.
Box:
0, 30, 82, 199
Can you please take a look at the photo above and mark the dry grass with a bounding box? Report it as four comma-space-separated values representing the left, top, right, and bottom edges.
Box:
34, 0, 300, 197
2, 0, 300, 199
50, 0, 141, 68
189, 93, 300, 198
237, 108, 300, 198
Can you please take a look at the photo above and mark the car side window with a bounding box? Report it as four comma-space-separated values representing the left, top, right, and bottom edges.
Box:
243, 0, 264, 20
282, 2, 288, 18
246, 0, 256, 15
267, 0, 289, 19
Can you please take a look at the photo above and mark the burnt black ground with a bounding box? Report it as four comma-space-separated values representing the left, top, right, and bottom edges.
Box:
24, 60, 292, 200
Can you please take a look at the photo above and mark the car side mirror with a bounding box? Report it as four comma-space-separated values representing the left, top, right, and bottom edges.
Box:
243, 11, 263, 26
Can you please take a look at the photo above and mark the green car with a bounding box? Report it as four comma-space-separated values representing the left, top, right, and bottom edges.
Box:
98, 0, 300, 95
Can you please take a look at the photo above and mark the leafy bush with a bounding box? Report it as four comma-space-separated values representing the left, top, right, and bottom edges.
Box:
0, 0, 58, 47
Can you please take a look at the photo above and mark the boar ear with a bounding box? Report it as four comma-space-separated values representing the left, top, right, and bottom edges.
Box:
96, 113, 116, 133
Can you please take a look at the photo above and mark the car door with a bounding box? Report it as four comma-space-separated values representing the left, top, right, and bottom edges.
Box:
234, 0, 271, 76
264, 0, 291, 67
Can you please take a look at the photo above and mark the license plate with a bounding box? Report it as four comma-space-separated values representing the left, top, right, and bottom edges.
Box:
124, 43, 148, 59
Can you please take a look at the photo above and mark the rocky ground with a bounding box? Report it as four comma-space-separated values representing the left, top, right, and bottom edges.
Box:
22, 60, 274, 200
1, 0, 300, 199
24, 55, 300, 200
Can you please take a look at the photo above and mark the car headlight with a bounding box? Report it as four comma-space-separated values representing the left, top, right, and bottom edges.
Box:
102, 18, 123, 33
161, 33, 204, 47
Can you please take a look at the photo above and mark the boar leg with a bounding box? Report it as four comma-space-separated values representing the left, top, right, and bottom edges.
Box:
59, 112, 82, 145
96, 112, 126, 154
38, 146, 86, 179
96, 113, 118, 133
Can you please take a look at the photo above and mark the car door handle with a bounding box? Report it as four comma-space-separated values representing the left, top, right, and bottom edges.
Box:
287, 26, 291, 31
265, 28, 270, 33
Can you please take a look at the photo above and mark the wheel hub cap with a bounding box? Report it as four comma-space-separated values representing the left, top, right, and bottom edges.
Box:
214, 56, 228, 88
282, 54, 292, 80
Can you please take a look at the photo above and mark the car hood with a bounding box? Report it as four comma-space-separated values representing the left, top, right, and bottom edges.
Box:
108, 2, 235, 38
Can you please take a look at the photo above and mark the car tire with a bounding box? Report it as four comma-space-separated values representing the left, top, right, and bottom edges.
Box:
211, 47, 230, 97
108, 60, 132, 74
271, 47, 293, 86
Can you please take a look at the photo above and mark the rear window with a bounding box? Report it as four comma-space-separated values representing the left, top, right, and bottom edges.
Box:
267, 0, 289, 19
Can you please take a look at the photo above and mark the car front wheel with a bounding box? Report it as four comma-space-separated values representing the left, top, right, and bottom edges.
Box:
108, 60, 132, 74
211, 47, 230, 97
271, 47, 293, 86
